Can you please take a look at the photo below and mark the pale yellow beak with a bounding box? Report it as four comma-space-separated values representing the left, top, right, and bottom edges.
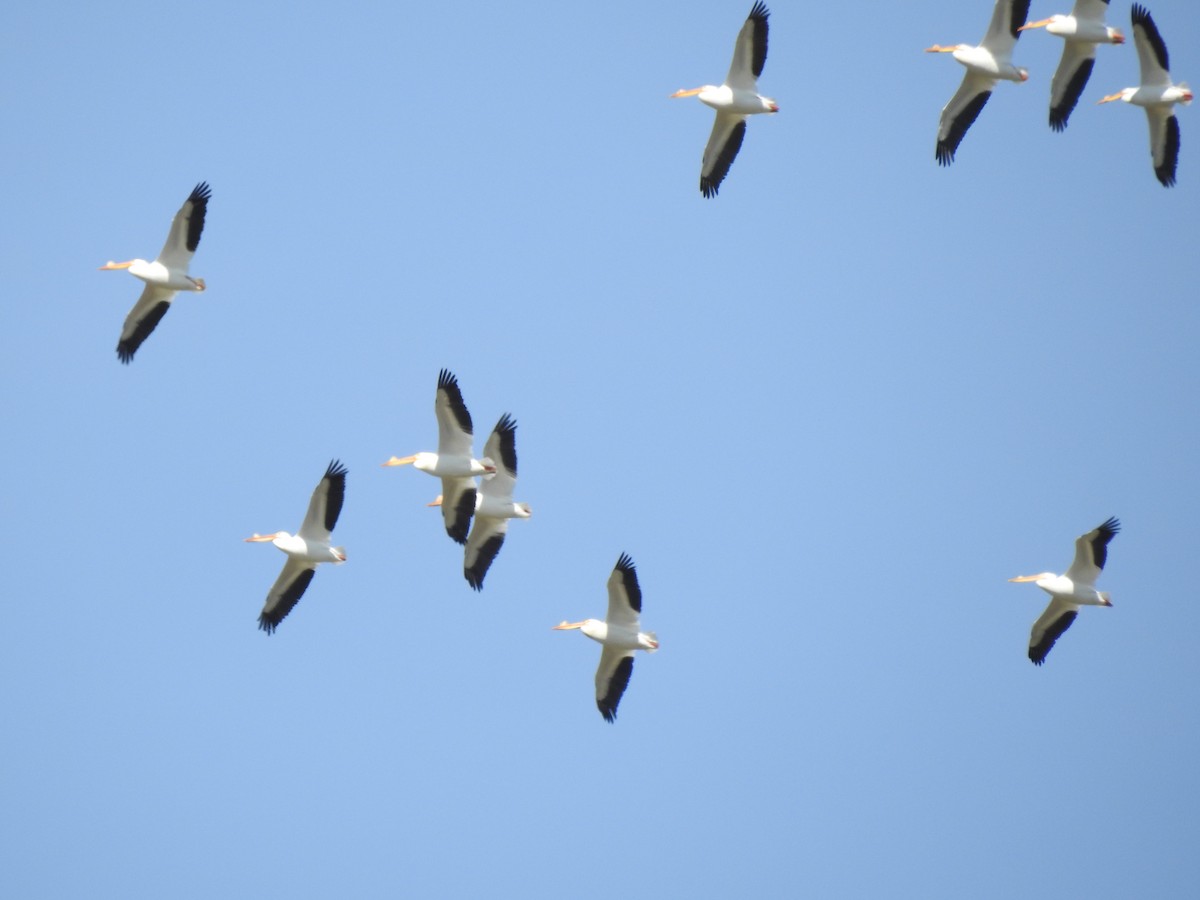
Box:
924, 44, 958, 53
670, 87, 704, 98
1098, 92, 1124, 104
1008, 575, 1041, 583
382, 455, 418, 467
1018, 18, 1053, 31
99, 260, 134, 270
244, 532, 280, 543
553, 621, 584, 631
427, 495, 443, 508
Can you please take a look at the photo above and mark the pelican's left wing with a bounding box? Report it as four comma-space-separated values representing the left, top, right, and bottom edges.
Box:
700, 113, 748, 198
981, 0, 1032, 53
298, 460, 348, 541
725, 2, 770, 90
605, 553, 643, 632
116, 284, 175, 364
1065, 516, 1120, 584
434, 369, 476, 459
595, 647, 636, 722
156, 182, 211, 269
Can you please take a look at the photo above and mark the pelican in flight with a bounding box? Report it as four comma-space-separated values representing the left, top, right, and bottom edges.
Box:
245, 460, 348, 634
927, 0, 1032, 165
554, 553, 659, 722
671, 2, 777, 197
1019, 1, 1125, 130
430, 414, 532, 590
100, 182, 211, 363
1098, 4, 1191, 186
383, 369, 495, 544
1010, 517, 1119, 665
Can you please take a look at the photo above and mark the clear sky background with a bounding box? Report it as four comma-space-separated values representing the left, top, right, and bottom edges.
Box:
2, 1, 1198, 897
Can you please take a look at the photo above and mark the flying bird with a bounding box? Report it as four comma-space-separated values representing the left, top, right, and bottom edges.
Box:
1009, 517, 1119, 665
671, 2, 778, 197
430, 414, 532, 590
927, 0, 1032, 165
383, 369, 495, 544
100, 182, 211, 363
1019, 1, 1125, 131
245, 460, 348, 634
1098, 4, 1191, 186
554, 554, 659, 722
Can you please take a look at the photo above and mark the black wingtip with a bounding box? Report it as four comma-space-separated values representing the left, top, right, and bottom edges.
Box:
258, 615, 278, 635
324, 459, 348, 480
189, 181, 212, 204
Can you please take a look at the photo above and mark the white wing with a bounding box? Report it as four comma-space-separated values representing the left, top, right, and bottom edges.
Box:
1146, 107, 1181, 187
463, 515, 509, 590
1065, 517, 1120, 585
479, 414, 517, 504
1132, 6, 1171, 88
980, 0, 1029, 55
1048, 41, 1098, 130
116, 284, 176, 363
297, 460, 347, 542
725, 2, 769, 91
1070, 0, 1110, 21
605, 553, 643, 632
439, 475, 477, 544
1028, 597, 1080, 665
259, 558, 317, 634
155, 182, 210, 270
700, 112, 748, 198
936, 72, 996, 164
594, 647, 636, 722
434, 369, 475, 458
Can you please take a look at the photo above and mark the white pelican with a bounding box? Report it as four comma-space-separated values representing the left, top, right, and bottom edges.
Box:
1098, 4, 1191, 187
554, 553, 659, 722
1019, 1, 1125, 130
100, 182, 211, 363
245, 460, 348, 634
430, 414, 532, 590
927, 0, 1032, 165
671, 2, 777, 197
382, 369, 495, 544
1009, 517, 1119, 665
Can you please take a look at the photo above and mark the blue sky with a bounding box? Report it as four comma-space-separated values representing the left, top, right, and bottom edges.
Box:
2, 1, 1198, 896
